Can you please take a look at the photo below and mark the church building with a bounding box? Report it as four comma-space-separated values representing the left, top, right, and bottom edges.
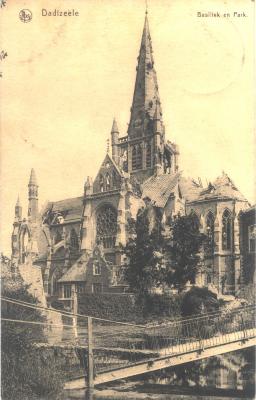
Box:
11, 13, 250, 301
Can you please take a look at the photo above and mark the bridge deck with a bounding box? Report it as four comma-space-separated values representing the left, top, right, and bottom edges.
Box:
64, 328, 256, 390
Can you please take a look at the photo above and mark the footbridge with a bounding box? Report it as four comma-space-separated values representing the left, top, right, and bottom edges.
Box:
1, 296, 255, 390
64, 304, 256, 389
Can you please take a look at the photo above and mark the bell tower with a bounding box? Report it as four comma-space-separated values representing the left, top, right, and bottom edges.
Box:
126, 12, 168, 182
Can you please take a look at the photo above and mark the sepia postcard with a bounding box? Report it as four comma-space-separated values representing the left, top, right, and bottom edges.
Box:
1, 0, 255, 399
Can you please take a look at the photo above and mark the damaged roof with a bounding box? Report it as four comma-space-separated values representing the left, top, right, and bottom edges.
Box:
195, 173, 247, 202
142, 172, 181, 207
43, 196, 84, 224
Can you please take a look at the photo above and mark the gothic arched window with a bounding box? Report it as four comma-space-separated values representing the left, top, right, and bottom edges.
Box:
206, 211, 215, 253
112, 170, 117, 189
137, 145, 142, 169
105, 173, 111, 191
96, 205, 117, 249
99, 174, 104, 192
70, 228, 79, 249
222, 209, 232, 250
132, 146, 137, 170
146, 143, 151, 168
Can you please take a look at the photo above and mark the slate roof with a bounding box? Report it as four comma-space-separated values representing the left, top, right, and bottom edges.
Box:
178, 176, 202, 201
58, 253, 89, 283
142, 172, 181, 207
195, 173, 247, 202
44, 196, 83, 224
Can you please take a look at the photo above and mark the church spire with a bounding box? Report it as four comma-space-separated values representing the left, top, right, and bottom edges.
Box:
128, 12, 162, 139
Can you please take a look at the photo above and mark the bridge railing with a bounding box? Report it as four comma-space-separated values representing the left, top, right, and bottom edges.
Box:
2, 295, 255, 389
89, 304, 256, 377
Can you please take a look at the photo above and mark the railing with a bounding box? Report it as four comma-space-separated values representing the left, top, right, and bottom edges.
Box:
1, 296, 255, 389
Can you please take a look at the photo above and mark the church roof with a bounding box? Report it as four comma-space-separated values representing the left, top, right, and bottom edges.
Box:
195, 173, 247, 202
58, 253, 89, 283
142, 172, 181, 207
141, 172, 202, 208
178, 176, 202, 201
44, 196, 83, 224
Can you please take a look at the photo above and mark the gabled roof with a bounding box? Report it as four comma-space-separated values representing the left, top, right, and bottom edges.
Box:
141, 172, 202, 208
196, 173, 247, 202
178, 176, 202, 202
58, 253, 89, 283
142, 172, 181, 208
43, 196, 83, 224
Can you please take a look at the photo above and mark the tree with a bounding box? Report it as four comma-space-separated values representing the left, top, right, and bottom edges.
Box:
165, 213, 207, 290
124, 207, 166, 295
1, 255, 63, 400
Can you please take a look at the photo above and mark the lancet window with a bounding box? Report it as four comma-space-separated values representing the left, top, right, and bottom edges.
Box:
222, 209, 232, 250
146, 143, 152, 168
206, 211, 215, 253
96, 205, 117, 249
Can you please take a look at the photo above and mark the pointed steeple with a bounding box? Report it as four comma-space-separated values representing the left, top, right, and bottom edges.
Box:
29, 168, 37, 186
111, 118, 119, 134
128, 12, 162, 138
16, 195, 20, 207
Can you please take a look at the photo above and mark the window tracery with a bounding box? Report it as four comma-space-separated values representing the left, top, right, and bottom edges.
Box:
99, 174, 104, 192
105, 173, 111, 191
132, 144, 143, 170
96, 205, 117, 249
222, 209, 232, 250
206, 211, 215, 253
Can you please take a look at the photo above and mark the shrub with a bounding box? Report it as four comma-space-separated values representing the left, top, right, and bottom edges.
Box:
181, 286, 220, 317
1, 277, 63, 400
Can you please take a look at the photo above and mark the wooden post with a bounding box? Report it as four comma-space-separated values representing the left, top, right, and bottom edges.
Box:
87, 316, 94, 389
71, 285, 78, 338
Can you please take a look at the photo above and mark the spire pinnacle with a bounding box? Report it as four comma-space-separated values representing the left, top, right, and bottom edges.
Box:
128, 12, 162, 138
16, 195, 20, 207
29, 168, 38, 186
111, 118, 119, 134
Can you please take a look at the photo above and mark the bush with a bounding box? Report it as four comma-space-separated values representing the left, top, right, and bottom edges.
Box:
181, 286, 220, 317
78, 293, 142, 322
1, 279, 63, 400
140, 293, 183, 319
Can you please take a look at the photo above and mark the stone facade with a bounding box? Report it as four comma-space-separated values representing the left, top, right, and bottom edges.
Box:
11, 14, 250, 298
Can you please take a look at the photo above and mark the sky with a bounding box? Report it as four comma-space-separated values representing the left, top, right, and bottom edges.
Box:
1, 0, 255, 255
